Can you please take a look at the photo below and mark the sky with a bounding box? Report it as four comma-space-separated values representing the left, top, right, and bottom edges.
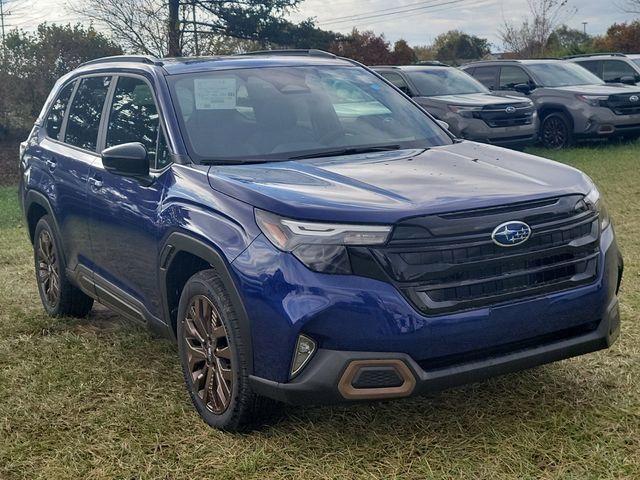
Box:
2, 0, 639, 50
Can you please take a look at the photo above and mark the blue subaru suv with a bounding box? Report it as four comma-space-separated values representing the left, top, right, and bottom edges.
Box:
19, 51, 623, 431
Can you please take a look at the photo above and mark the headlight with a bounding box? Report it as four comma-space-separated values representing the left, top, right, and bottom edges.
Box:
447, 105, 482, 118
576, 94, 608, 107
585, 187, 611, 230
255, 209, 392, 274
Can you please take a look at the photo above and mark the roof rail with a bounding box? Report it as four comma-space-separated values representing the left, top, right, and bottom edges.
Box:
414, 60, 449, 66
79, 55, 162, 68
564, 52, 626, 59
240, 49, 337, 59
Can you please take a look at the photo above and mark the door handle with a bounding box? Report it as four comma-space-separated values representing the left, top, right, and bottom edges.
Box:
44, 156, 57, 171
89, 176, 103, 191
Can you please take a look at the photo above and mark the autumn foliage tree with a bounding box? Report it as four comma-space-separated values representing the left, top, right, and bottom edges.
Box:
593, 21, 640, 53
328, 29, 416, 65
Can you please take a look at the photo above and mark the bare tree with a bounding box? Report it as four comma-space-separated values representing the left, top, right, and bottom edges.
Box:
72, 0, 303, 57
499, 0, 576, 57
617, 0, 640, 13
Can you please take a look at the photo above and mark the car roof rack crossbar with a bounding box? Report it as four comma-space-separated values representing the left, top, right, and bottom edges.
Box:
79, 55, 162, 68
239, 49, 337, 59
564, 52, 626, 59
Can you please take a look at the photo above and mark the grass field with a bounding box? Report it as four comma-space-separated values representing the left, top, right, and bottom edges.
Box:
1, 143, 639, 479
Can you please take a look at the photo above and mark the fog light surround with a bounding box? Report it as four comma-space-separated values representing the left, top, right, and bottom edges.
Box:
290, 334, 317, 378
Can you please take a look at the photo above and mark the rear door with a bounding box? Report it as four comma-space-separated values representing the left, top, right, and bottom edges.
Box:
87, 74, 171, 321
37, 76, 112, 278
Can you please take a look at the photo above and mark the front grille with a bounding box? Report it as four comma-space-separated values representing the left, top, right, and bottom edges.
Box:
368, 195, 600, 315
606, 94, 640, 115
477, 104, 535, 128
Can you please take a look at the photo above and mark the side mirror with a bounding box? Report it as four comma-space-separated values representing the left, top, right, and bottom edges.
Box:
513, 83, 532, 95
101, 142, 149, 178
436, 119, 450, 131
620, 75, 637, 85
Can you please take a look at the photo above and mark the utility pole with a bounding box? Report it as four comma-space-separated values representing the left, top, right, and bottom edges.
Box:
192, 0, 200, 56
0, 0, 6, 50
582, 22, 588, 35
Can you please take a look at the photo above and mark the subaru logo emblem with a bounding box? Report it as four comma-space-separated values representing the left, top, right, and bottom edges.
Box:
630, 95, 639, 103
491, 221, 531, 247
505, 106, 517, 114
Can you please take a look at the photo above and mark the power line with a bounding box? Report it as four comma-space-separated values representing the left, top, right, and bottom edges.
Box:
319, 0, 469, 27
319, 0, 455, 24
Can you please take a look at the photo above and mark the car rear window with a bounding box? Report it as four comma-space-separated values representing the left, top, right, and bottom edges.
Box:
45, 81, 75, 141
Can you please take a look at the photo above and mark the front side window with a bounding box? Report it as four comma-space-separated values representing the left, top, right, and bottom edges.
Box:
471, 66, 499, 89
106, 76, 170, 168
45, 81, 75, 140
603, 60, 640, 83
526, 62, 603, 87
499, 66, 533, 89
406, 68, 488, 96
65, 76, 112, 151
168, 66, 452, 163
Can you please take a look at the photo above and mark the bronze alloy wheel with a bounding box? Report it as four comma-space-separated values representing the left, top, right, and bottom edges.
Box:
183, 294, 233, 414
37, 229, 60, 308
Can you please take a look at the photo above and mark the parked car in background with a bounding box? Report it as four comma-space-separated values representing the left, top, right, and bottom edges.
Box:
462, 59, 640, 148
566, 53, 640, 86
374, 64, 538, 149
20, 51, 623, 431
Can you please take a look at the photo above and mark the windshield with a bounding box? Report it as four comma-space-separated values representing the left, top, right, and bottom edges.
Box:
527, 62, 604, 87
406, 68, 489, 96
168, 66, 452, 163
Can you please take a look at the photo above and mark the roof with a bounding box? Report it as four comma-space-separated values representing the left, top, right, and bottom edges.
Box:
77, 50, 354, 76
462, 58, 563, 68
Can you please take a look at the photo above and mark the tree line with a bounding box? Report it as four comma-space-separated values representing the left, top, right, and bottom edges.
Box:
1, 0, 639, 140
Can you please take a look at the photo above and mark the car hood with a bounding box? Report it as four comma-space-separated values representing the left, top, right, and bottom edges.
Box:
550, 84, 640, 95
207, 141, 592, 224
419, 92, 530, 106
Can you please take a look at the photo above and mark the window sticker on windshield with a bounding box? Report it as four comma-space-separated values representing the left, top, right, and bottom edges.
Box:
194, 78, 236, 109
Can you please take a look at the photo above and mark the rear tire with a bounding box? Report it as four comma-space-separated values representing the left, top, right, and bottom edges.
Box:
33, 215, 94, 317
541, 112, 573, 149
177, 269, 274, 431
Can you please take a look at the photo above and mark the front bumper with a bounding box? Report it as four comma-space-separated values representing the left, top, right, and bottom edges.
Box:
232, 225, 622, 403
250, 295, 620, 405
445, 115, 539, 148
572, 105, 640, 138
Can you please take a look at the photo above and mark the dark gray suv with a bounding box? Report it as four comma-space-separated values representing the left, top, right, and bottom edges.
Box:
566, 53, 640, 86
374, 64, 538, 148
462, 59, 640, 148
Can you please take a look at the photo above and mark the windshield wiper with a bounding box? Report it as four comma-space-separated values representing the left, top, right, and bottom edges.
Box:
288, 144, 402, 160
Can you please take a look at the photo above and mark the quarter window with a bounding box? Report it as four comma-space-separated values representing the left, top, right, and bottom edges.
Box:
45, 81, 75, 140
576, 60, 602, 77
106, 76, 169, 168
65, 76, 112, 151
499, 66, 533, 89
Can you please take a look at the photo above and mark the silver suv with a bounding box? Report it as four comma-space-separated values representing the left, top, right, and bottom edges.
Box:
566, 53, 640, 86
374, 64, 538, 149
462, 59, 640, 149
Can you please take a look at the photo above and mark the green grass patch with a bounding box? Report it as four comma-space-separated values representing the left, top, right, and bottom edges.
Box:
1, 145, 639, 479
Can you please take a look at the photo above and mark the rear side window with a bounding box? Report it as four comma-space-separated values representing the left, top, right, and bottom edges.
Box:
45, 81, 75, 140
106, 76, 165, 166
576, 60, 602, 77
65, 76, 112, 151
603, 60, 639, 82
499, 66, 533, 89
378, 71, 412, 95
472, 66, 499, 89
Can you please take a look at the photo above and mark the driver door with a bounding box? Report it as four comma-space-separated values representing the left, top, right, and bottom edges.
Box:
87, 74, 171, 321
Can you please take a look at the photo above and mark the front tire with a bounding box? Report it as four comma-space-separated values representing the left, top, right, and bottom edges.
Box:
177, 269, 269, 431
33, 215, 94, 317
541, 112, 573, 149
